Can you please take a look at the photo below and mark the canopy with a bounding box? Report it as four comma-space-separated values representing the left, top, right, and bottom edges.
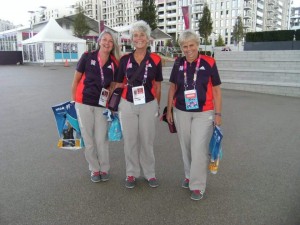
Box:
22, 18, 86, 44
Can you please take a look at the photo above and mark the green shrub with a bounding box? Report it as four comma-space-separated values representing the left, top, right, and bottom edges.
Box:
295, 29, 300, 41
200, 51, 211, 56
246, 30, 295, 42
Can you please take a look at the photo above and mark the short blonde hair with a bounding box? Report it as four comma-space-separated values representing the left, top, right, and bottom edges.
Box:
97, 30, 121, 61
130, 20, 151, 41
178, 30, 200, 48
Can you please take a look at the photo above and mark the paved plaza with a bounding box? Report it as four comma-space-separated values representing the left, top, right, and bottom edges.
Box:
0, 64, 300, 225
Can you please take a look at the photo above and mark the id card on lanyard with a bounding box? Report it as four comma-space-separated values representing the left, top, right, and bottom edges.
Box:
97, 54, 114, 107
183, 56, 201, 110
132, 86, 146, 105
99, 88, 109, 107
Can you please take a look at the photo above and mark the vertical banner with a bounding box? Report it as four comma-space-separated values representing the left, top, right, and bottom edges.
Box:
99, 20, 105, 33
182, 6, 190, 29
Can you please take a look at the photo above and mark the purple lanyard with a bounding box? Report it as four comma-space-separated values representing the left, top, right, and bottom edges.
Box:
183, 55, 201, 90
125, 57, 149, 86
97, 55, 114, 86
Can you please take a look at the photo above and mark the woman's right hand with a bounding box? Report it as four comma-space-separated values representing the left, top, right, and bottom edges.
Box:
166, 110, 173, 124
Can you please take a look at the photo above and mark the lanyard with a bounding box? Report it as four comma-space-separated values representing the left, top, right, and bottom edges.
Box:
125, 57, 149, 86
97, 54, 114, 86
183, 55, 201, 90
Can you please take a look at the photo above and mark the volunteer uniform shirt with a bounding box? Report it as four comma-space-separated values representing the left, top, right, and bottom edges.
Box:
75, 50, 118, 107
169, 54, 221, 112
116, 52, 163, 103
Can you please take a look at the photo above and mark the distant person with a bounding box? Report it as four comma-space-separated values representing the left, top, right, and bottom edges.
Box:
115, 20, 163, 189
166, 29, 222, 201
71, 30, 120, 183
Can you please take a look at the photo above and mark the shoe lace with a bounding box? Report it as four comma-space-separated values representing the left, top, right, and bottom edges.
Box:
193, 190, 201, 195
126, 176, 135, 182
100, 171, 107, 176
148, 177, 156, 182
92, 171, 100, 176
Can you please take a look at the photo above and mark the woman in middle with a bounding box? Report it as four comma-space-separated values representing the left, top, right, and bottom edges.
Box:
115, 20, 163, 189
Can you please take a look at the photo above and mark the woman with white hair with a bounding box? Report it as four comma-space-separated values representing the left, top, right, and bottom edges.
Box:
71, 30, 120, 183
115, 20, 163, 189
166, 29, 222, 200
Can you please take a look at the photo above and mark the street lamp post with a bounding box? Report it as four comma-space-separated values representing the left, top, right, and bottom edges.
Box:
28, 11, 35, 38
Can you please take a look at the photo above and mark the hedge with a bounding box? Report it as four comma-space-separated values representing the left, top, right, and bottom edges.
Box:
246, 30, 298, 42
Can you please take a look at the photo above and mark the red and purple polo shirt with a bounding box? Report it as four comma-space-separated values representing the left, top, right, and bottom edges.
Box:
169, 54, 221, 112
75, 50, 119, 107
116, 52, 163, 103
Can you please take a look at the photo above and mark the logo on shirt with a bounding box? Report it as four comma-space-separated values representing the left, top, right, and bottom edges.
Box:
91, 60, 96, 66
148, 63, 152, 68
179, 66, 183, 71
107, 65, 112, 69
199, 66, 205, 70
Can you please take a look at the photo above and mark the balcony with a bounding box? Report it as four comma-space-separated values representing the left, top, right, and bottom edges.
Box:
166, 5, 177, 10
244, 21, 252, 27
167, 20, 177, 25
167, 28, 177, 33
166, 13, 177, 18
194, 0, 205, 4
244, 3, 252, 9
244, 12, 252, 18
268, 0, 275, 5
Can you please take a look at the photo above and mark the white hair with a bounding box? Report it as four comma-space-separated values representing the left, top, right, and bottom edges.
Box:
130, 20, 151, 41
178, 29, 200, 48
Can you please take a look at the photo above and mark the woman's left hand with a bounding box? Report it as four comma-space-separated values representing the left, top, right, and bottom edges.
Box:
214, 115, 222, 126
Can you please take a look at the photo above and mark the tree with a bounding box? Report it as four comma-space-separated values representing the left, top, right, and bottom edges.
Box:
215, 34, 225, 47
73, 6, 90, 38
233, 16, 244, 50
136, 0, 157, 30
198, 3, 213, 53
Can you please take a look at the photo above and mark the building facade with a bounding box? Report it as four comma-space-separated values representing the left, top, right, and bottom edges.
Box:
23, 0, 293, 46
0, 19, 16, 32
290, 6, 300, 30
0, 0, 294, 52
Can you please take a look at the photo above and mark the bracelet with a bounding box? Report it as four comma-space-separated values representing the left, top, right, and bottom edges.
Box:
215, 113, 222, 116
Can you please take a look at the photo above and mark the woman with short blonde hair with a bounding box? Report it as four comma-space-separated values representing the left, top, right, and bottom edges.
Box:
167, 29, 222, 201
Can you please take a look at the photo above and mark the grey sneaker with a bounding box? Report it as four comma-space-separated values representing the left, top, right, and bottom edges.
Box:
182, 178, 189, 189
148, 178, 159, 188
91, 171, 101, 183
125, 176, 136, 189
191, 190, 204, 201
100, 172, 109, 182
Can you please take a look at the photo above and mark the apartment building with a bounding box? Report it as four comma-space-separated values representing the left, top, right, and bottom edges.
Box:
26, 5, 77, 29
100, 0, 143, 27
1, 0, 293, 51
290, 6, 300, 29
26, 0, 291, 45
0, 19, 16, 32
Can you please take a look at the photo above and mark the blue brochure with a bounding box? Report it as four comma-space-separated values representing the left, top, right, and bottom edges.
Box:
209, 126, 223, 161
52, 101, 84, 150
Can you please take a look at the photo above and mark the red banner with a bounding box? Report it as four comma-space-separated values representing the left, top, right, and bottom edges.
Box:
182, 6, 190, 29
99, 20, 105, 32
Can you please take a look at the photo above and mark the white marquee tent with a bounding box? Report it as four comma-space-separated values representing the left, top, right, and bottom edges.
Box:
22, 18, 86, 63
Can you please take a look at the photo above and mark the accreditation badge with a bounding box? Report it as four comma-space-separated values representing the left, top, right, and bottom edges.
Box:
132, 85, 146, 105
184, 89, 199, 110
98, 88, 109, 107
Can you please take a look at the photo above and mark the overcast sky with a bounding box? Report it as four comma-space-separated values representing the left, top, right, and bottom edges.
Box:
0, 0, 76, 26
1, 0, 300, 26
